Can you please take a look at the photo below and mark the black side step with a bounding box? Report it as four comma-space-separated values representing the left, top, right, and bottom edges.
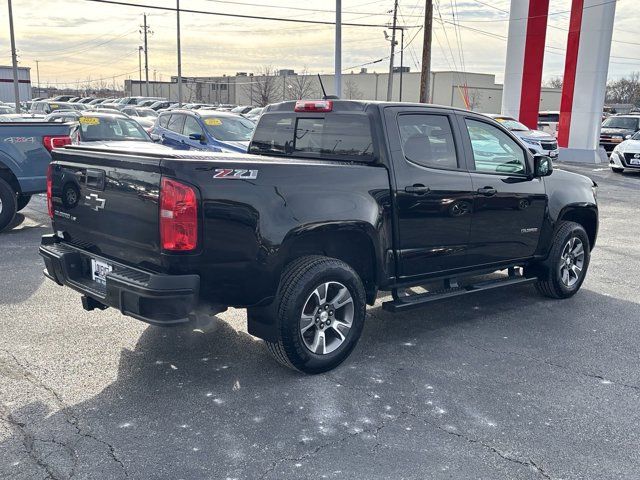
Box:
382, 275, 537, 313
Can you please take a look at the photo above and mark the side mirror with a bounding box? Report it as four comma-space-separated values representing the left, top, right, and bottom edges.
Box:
189, 133, 205, 144
534, 154, 553, 177
150, 133, 161, 143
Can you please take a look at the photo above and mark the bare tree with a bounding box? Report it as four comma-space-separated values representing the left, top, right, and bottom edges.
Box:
467, 88, 483, 111
544, 76, 564, 89
606, 72, 640, 106
344, 78, 363, 100
242, 66, 279, 106
287, 68, 319, 100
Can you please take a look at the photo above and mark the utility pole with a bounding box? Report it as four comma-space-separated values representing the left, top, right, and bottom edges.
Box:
8, 0, 21, 112
35, 60, 41, 98
335, 0, 342, 98
386, 0, 399, 102
399, 28, 404, 101
419, 0, 433, 103
138, 46, 143, 95
176, 0, 183, 107
141, 14, 150, 96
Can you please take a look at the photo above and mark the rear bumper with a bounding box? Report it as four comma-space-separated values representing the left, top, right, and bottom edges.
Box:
39, 234, 199, 326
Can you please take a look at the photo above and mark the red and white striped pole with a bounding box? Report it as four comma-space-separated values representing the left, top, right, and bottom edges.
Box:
502, 0, 550, 130
558, 0, 616, 162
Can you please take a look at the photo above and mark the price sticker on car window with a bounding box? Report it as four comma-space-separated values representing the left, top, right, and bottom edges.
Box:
79, 117, 100, 125
50, 104, 59, 108
205, 118, 222, 126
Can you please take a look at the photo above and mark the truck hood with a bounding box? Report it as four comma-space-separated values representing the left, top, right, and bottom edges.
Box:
552, 166, 596, 188
601, 127, 634, 136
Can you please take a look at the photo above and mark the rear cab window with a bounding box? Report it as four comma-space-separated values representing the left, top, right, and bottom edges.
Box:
250, 112, 375, 162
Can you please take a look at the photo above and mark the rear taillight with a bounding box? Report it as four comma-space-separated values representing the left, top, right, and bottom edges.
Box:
42, 135, 72, 152
160, 177, 198, 251
294, 100, 333, 112
46, 164, 54, 218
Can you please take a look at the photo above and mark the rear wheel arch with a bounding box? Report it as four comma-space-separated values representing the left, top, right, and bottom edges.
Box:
280, 227, 380, 304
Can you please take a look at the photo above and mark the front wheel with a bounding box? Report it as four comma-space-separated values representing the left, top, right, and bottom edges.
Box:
265, 256, 366, 374
535, 221, 590, 299
611, 167, 624, 174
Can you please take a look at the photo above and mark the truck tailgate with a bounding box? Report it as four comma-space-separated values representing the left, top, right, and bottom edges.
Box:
50, 148, 163, 269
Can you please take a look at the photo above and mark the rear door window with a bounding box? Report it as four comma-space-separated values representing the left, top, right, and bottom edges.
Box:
158, 114, 170, 128
167, 114, 185, 134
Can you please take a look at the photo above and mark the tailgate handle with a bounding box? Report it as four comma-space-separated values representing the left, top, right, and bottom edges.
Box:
85, 169, 106, 191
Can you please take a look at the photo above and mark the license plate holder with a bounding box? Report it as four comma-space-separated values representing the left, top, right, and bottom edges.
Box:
91, 258, 113, 286
549, 150, 558, 158
630, 158, 640, 165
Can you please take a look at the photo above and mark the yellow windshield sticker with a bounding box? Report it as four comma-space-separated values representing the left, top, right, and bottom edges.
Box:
50, 104, 59, 108
495, 118, 506, 123
79, 117, 100, 125
204, 118, 222, 126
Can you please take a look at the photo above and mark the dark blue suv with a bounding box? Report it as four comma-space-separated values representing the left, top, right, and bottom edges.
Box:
152, 110, 255, 153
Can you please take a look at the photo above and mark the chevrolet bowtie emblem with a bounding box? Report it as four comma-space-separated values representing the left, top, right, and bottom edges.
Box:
84, 193, 106, 211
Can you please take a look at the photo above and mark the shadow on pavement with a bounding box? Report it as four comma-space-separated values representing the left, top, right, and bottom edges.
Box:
2, 287, 639, 480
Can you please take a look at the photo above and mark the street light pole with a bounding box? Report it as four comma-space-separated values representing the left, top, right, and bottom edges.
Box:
8, 0, 21, 112
176, 0, 183, 107
335, 0, 342, 98
35, 60, 41, 98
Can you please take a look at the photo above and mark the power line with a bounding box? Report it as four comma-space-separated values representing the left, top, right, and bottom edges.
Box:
81, 0, 422, 28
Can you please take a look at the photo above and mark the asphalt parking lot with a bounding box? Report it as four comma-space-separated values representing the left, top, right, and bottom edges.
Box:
1, 163, 639, 480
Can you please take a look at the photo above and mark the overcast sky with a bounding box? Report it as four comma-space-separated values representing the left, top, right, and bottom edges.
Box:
1, 0, 637, 88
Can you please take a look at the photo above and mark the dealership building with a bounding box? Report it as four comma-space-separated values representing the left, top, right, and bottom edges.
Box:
0, 66, 31, 103
125, 70, 562, 114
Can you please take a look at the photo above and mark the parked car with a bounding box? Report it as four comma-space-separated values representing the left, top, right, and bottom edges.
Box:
538, 111, 560, 136
70, 112, 153, 144
609, 130, 640, 173
88, 99, 109, 105
487, 115, 559, 159
244, 107, 264, 122
231, 105, 254, 115
45, 111, 82, 123
30, 101, 82, 115
153, 110, 254, 152
40, 99, 598, 373
49, 95, 77, 102
0, 121, 72, 230
599, 115, 640, 153
149, 100, 176, 111
122, 106, 158, 119
0, 105, 16, 115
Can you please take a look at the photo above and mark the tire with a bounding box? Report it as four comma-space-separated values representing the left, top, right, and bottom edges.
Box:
611, 167, 624, 174
265, 255, 366, 374
0, 178, 17, 232
535, 221, 590, 299
16, 194, 32, 212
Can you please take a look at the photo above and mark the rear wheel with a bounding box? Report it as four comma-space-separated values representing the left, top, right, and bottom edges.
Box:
16, 194, 32, 212
265, 255, 366, 374
0, 178, 17, 232
535, 221, 590, 299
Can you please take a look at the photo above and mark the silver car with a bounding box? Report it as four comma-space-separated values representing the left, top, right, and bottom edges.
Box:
487, 115, 559, 159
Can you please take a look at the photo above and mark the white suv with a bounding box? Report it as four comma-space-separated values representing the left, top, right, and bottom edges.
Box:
487, 115, 559, 159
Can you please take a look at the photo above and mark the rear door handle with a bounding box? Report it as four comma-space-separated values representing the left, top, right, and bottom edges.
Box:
405, 184, 431, 195
477, 186, 497, 196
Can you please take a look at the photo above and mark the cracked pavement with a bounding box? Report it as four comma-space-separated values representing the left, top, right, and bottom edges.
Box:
1, 163, 640, 479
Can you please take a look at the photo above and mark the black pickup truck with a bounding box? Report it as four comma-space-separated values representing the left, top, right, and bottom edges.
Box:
40, 100, 598, 373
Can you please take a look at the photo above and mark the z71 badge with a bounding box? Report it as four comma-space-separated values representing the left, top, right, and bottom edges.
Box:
213, 169, 258, 180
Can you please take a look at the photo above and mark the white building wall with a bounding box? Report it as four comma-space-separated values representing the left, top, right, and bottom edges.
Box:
126, 71, 562, 114
0, 66, 31, 103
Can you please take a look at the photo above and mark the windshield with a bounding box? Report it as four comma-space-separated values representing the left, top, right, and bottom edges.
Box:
139, 109, 158, 117
602, 117, 639, 130
0, 106, 15, 114
632, 131, 640, 141
493, 117, 529, 131
202, 116, 255, 142
78, 116, 150, 142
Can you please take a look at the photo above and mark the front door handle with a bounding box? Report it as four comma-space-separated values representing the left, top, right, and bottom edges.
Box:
477, 186, 497, 196
405, 184, 431, 195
